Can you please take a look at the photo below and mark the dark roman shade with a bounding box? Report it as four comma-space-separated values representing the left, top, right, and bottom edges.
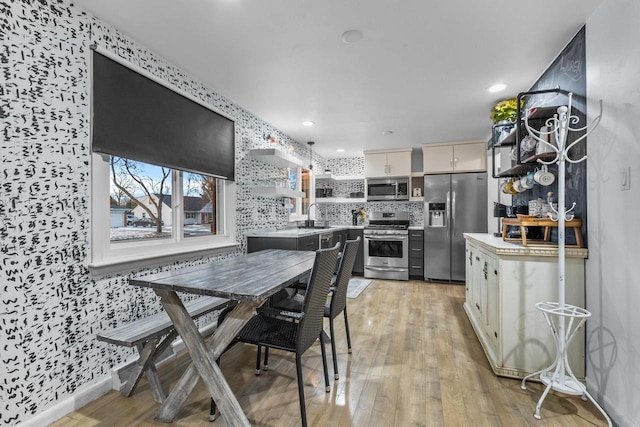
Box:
91, 49, 235, 180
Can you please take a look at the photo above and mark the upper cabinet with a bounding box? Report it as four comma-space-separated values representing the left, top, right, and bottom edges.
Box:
422, 141, 486, 174
364, 149, 412, 178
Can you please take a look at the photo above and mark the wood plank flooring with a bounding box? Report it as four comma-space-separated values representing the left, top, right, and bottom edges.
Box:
52, 280, 608, 427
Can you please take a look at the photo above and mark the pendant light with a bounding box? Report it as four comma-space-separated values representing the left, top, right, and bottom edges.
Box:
307, 141, 315, 171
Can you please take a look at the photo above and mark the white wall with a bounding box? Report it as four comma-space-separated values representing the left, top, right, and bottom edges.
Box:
585, 1, 640, 425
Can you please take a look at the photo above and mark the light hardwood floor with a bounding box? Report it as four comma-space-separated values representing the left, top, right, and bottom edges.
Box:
52, 280, 607, 426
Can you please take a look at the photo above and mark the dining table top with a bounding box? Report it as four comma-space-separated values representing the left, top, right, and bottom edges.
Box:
129, 249, 316, 303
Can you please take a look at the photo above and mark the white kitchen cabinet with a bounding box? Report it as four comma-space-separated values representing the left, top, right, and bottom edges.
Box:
463, 233, 587, 379
422, 141, 486, 174
364, 149, 412, 178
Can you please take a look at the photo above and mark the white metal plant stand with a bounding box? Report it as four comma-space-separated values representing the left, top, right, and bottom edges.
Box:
519, 93, 611, 426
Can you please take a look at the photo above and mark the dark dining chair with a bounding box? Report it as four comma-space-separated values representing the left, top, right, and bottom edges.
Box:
271, 236, 360, 380
210, 242, 340, 427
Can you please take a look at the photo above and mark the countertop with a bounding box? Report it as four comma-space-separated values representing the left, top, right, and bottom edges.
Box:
246, 224, 424, 238
246, 225, 358, 239
464, 233, 588, 258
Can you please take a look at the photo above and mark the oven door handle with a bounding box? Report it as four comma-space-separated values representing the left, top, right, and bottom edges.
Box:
364, 235, 409, 241
365, 266, 409, 272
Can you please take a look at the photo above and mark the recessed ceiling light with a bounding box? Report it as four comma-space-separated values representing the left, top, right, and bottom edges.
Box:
488, 83, 507, 93
302, 121, 315, 127
336, 148, 345, 152
341, 29, 363, 44
382, 130, 394, 135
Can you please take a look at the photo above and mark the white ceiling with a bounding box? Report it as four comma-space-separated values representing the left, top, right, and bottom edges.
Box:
73, 0, 602, 159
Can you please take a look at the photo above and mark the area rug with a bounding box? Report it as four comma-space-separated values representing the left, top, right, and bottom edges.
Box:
347, 278, 373, 299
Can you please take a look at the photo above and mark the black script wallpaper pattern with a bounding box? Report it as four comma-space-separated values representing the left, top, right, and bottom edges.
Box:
0, 1, 325, 424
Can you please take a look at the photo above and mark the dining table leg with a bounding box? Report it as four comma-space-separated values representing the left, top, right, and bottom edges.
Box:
153, 289, 258, 426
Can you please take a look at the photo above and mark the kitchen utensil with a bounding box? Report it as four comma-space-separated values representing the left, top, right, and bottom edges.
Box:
520, 175, 534, 190
528, 198, 545, 216
500, 181, 509, 194
526, 171, 536, 186
535, 126, 558, 155
534, 164, 555, 186
513, 180, 525, 193
505, 180, 516, 195
520, 135, 537, 159
493, 202, 507, 217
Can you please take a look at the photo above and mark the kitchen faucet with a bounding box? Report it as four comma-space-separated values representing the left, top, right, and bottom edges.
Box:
306, 203, 323, 227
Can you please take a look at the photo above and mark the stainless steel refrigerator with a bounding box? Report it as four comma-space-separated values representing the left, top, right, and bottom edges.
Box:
424, 173, 487, 282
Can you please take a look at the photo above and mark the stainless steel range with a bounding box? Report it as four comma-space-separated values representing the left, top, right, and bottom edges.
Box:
363, 212, 410, 281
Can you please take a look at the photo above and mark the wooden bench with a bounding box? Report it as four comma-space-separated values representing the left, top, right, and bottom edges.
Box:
97, 296, 231, 403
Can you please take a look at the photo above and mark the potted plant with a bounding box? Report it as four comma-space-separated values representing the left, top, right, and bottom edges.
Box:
490, 98, 521, 124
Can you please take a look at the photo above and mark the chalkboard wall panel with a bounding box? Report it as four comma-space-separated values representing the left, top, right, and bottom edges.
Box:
513, 26, 587, 247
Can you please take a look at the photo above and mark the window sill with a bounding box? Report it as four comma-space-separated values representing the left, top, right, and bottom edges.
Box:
89, 239, 240, 278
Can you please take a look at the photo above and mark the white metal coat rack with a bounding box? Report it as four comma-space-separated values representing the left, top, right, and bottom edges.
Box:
519, 93, 611, 426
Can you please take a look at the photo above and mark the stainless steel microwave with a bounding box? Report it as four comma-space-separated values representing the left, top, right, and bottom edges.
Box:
366, 177, 410, 201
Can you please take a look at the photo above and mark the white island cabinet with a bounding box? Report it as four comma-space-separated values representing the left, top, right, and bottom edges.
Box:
463, 233, 587, 379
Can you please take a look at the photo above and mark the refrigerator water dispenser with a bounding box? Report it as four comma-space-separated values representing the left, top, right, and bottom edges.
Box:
428, 203, 446, 227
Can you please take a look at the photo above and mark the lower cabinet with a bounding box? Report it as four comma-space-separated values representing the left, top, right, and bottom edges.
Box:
247, 235, 319, 253
347, 229, 364, 276
248, 228, 364, 275
464, 234, 587, 379
334, 229, 348, 250
408, 229, 424, 279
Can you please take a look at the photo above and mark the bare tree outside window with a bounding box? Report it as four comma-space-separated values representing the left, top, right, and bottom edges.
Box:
110, 157, 170, 234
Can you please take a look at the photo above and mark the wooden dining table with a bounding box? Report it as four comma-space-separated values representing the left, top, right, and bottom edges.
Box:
128, 249, 317, 426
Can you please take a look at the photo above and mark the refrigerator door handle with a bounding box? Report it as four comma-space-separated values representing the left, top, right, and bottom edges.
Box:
446, 191, 451, 231
452, 190, 456, 236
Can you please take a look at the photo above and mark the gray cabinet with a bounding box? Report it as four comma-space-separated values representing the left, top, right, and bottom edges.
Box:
247, 235, 319, 253
409, 229, 424, 279
347, 229, 364, 276
334, 229, 348, 249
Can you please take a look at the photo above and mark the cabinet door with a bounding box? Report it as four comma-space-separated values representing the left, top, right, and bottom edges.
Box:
485, 256, 499, 350
453, 142, 486, 172
409, 230, 424, 278
297, 235, 319, 251
465, 243, 478, 311
423, 145, 454, 174
347, 229, 364, 275
472, 251, 484, 317
386, 151, 412, 177
364, 153, 389, 177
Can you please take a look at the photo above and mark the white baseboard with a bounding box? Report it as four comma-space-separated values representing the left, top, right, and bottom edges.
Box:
17, 376, 112, 427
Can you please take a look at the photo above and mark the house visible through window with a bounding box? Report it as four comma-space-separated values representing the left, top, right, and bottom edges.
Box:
109, 156, 222, 242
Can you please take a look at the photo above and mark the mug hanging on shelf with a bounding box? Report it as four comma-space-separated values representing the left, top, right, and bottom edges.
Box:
520, 175, 534, 190
534, 164, 555, 186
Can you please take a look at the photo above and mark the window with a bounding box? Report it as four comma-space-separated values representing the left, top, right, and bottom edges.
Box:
91, 154, 237, 274
288, 168, 313, 220
89, 47, 237, 274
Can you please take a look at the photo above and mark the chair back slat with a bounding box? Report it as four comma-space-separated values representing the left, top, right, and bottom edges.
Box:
329, 237, 361, 319
297, 242, 340, 352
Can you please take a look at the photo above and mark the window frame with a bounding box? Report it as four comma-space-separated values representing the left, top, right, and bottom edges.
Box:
90, 153, 238, 276
287, 167, 314, 221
